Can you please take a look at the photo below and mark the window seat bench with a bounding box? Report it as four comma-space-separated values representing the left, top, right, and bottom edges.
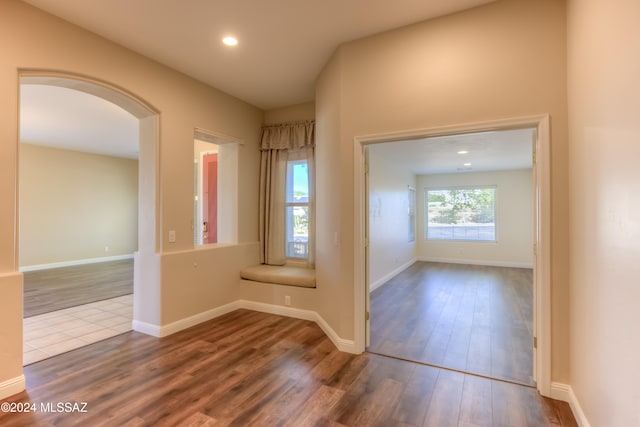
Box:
240, 264, 316, 288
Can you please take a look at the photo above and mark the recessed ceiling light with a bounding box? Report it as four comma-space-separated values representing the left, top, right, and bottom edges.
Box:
464, 162, 472, 166
457, 150, 469, 154
222, 36, 238, 46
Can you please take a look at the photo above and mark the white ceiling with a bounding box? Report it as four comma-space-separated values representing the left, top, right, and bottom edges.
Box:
20, 84, 139, 159
18, 0, 498, 160
368, 128, 535, 175
22, 0, 494, 110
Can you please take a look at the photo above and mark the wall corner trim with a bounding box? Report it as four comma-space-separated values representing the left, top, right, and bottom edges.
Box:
370, 258, 416, 292
132, 319, 162, 337
0, 375, 26, 401
550, 382, 591, 427
134, 300, 357, 354
237, 300, 358, 353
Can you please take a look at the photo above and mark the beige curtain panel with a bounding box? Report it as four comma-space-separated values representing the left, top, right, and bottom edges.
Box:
259, 121, 315, 267
259, 149, 288, 265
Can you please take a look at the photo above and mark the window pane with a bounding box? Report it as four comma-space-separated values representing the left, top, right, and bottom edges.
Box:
286, 160, 309, 203
286, 206, 308, 258
286, 158, 309, 259
426, 188, 496, 241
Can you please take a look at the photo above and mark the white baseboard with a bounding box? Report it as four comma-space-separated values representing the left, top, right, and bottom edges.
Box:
131, 319, 162, 337
238, 300, 357, 354
20, 254, 134, 272
0, 375, 25, 400
549, 381, 571, 401
550, 382, 590, 427
133, 300, 242, 338
370, 258, 416, 292
417, 256, 533, 269
133, 299, 357, 354
566, 386, 591, 427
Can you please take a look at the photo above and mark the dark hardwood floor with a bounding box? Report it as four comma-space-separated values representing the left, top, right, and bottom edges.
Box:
1, 309, 576, 426
23, 259, 133, 317
369, 262, 534, 386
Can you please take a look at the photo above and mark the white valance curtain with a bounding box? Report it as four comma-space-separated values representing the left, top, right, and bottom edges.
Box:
259, 121, 315, 267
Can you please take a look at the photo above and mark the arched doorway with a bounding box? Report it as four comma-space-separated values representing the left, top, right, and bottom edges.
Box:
19, 72, 160, 362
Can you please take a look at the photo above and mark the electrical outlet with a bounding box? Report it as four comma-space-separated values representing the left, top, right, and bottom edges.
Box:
169, 230, 176, 243
104, 245, 109, 252
284, 296, 291, 306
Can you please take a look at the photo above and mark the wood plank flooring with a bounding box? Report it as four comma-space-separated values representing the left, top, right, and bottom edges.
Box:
23, 259, 133, 317
369, 262, 534, 386
1, 309, 575, 426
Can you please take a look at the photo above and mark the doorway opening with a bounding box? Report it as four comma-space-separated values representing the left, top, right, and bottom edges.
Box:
18, 73, 159, 365
193, 128, 240, 247
201, 151, 218, 244
353, 115, 552, 395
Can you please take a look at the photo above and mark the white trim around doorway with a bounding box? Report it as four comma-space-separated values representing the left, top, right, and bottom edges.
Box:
352, 114, 552, 397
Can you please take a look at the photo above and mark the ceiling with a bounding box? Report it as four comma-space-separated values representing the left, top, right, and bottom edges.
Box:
368, 128, 535, 175
19, 83, 534, 170
20, 84, 140, 159
19, 0, 498, 161
20, 84, 534, 171
22, 0, 494, 110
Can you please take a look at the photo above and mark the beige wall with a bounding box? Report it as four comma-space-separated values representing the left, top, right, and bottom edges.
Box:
230, 53, 345, 334
0, 0, 262, 394
315, 0, 569, 381
19, 144, 138, 267
567, 0, 640, 425
315, 50, 348, 337
368, 148, 417, 289
1, 0, 593, 409
5, 1, 639, 421
417, 169, 533, 267
263, 102, 315, 125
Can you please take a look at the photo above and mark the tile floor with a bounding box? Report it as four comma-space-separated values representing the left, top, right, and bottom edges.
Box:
23, 294, 133, 366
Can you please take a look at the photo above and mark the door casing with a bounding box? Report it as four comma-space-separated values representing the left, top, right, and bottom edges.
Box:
352, 114, 552, 396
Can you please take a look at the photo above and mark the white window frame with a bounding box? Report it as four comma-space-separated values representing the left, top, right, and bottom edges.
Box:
285, 157, 309, 259
425, 186, 497, 242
